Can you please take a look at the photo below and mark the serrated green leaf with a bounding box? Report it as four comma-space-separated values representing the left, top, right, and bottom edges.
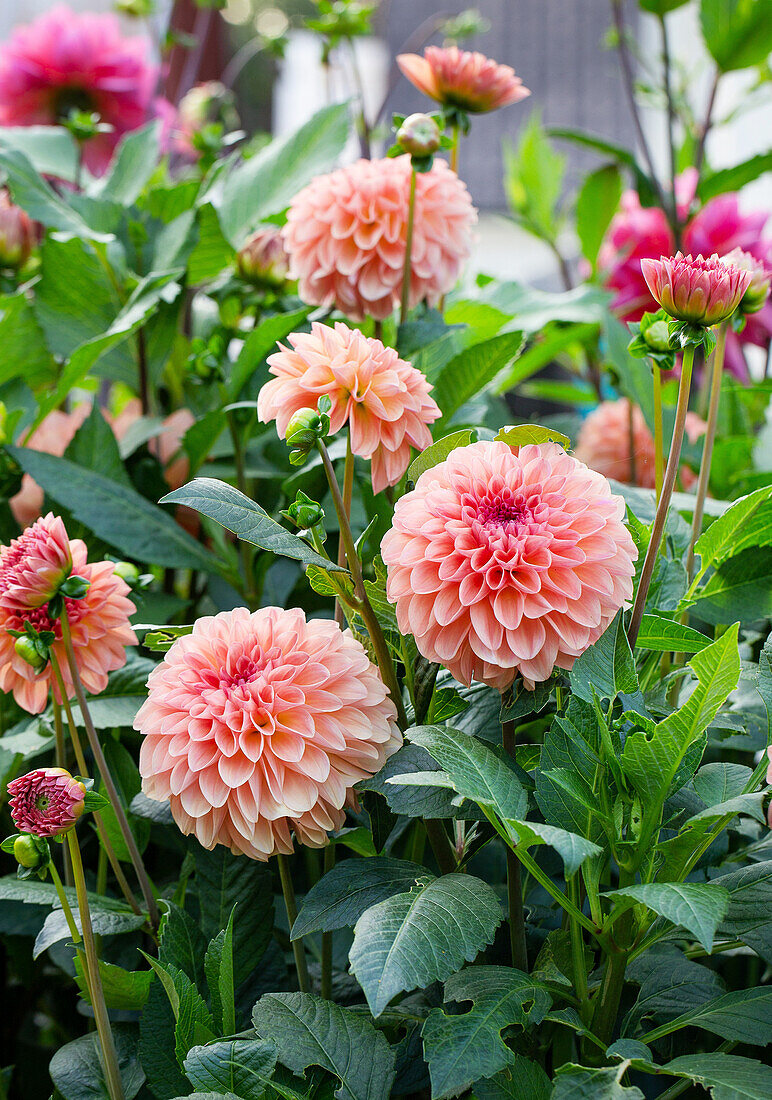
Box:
407, 429, 475, 483
692, 547, 772, 624
551, 1062, 644, 1099
659, 1052, 772, 1098
358, 744, 478, 820
506, 820, 603, 877
0, 143, 111, 240
349, 874, 502, 1015
691, 484, 772, 579
432, 332, 524, 427
91, 121, 160, 206
205, 907, 236, 1035
570, 611, 637, 702
49, 1027, 145, 1100
74, 956, 153, 1011
623, 944, 725, 1037
184, 1040, 277, 1099
641, 986, 772, 1046
713, 861, 772, 963
471, 1057, 551, 1100
636, 613, 711, 653
607, 882, 729, 953
252, 992, 396, 1100
494, 423, 571, 449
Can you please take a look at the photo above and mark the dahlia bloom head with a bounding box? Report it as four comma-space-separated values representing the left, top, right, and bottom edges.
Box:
641, 252, 751, 327
722, 247, 771, 314
282, 155, 476, 321
397, 46, 530, 114
0, 189, 36, 269
7, 767, 86, 837
574, 399, 706, 492
382, 440, 637, 690
0, 540, 136, 714
258, 321, 440, 493
236, 227, 291, 289
0, 513, 72, 611
11, 407, 90, 529
0, 5, 167, 174
135, 607, 401, 861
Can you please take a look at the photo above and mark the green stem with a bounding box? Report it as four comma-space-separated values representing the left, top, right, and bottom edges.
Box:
502, 719, 528, 972
424, 819, 457, 876
60, 612, 159, 929
569, 876, 589, 1016
591, 868, 635, 1046
277, 853, 310, 993
450, 123, 460, 175
335, 430, 354, 628
652, 366, 664, 503
52, 701, 73, 886
49, 860, 82, 947
317, 438, 408, 729
67, 830, 126, 1100
686, 324, 726, 581
321, 844, 335, 1000
627, 345, 695, 647
400, 167, 417, 325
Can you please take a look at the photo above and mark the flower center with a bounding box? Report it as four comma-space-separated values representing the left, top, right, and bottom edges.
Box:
220, 654, 260, 690
478, 498, 529, 530
52, 86, 96, 123
35, 794, 50, 812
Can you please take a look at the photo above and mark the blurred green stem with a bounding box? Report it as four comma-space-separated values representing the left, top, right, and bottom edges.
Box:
321, 843, 335, 1000
52, 701, 73, 886
502, 719, 528, 971
335, 431, 354, 628
686, 323, 726, 580
67, 829, 126, 1100
652, 365, 664, 502
627, 345, 695, 647
277, 853, 310, 993
400, 167, 417, 325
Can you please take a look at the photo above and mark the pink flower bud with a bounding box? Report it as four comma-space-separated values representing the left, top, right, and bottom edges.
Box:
0, 189, 35, 269
722, 247, 771, 314
0, 513, 73, 610
640, 251, 752, 327
236, 227, 290, 289
397, 113, 441, 157
7, 767, 86, 837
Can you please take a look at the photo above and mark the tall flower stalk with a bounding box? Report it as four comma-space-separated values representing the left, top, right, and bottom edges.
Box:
685, 322, 727, 579
400, 165, 417, 326
502, 717, 527, 972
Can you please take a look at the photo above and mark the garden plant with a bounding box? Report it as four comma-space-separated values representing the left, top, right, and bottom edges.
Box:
0, 0, 772, 1098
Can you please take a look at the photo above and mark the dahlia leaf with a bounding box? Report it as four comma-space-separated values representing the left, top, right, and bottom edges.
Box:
252, 992, 396, 1100
691, 547, 772, 625
606, 881, 730, 954
550, 1062, 644, 1099
91, 120, 161, 206
0, 144, 112, 241
162, 478, 346, 572
407, 725, 529, 822
653, 1052, 772, 1099
494, 423, 571, 449
204, 907, 236, 1036
349, 873, 502, 1015
471, 1058, 552, 1100
49, 1028, 145, 1100
505, 821, 603, 877
635, 613, 712, 654
639, 985, 772, 1046
432, 331, 525, 428
158, 902, 208, 989
569, 611, 637, 702
358, 744, 481, 820
407, 429, 475, 483
184, 1039, 277, 1099
421, 966, 551, 1098
700, 0, 772, 71
74, 957, 153, 1011
712, 860, 772, 964
689, 483, 772, 585
576, 164, 623, 267
292, 857, 431, 938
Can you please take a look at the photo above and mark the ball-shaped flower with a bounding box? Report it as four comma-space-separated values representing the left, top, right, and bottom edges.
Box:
236, 227, 291, 289
0, 513, 73, 610
397, 46, 530, 113
8, 767, 86, 837
574, 399, 706, 491
382, 441, 637, 689
282, 155, 476, 321
641, 252, 751, 326
258, 322, 440, 493
0, 540, 136, 714
134, 607, 401, 861
0, 4, 170, 174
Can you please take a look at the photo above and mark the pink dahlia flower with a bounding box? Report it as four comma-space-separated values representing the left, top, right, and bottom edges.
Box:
382, 440, 637, 690
282, 155, 476, 321
598, 181, 772, 378
721, 247, 771, 314
0, 513, 73, 610
236, 227, 291, 289
11, 407, 90, 529
0, 188, 36, 269
0, 5, 168, 175
397, 46, 530, 113
0, 540, 136, 714
574, 399, 706, 492
641, 251, 751, 326
258, 321, 440, 493
8, 766, 86, 837
134, 607, 401, 861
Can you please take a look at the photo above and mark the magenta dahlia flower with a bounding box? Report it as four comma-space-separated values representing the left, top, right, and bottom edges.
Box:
282, 155, 476, 321
0, 513, 73, 611
641, 252, 751, 327
0, 5, 169, 174
134, 607, 401, 861
397, 46, 530, 114
382, 441, 637, 690
0, 540, 136, 714
8, 767, 86, 837
258, 322, 440, 493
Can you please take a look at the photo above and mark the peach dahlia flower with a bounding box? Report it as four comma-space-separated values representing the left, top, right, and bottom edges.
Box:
134, 607, 401, 861
382, 441, 637, 690
0, 513, 72, 610
574, 399, 706, 492
641, 252, 751, 326
0, 540, 136, 714
397, 46, 530, 114
282, 155, 476, 321
11, 407, 89, 529
258, 322, 440, 493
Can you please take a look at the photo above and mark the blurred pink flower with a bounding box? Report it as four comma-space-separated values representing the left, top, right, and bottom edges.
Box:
236, 227, 291, 289
110, 401, 194, 490
0, 5, 170, 174
0, 189, 36, 269
382, 440, 637, 690
641, 251, 750, 326
0, 540, 136, 714
0, 513, 72, 610
8, 767, 86, 837
135, 607, 401, 861
599, 180, 772, 378
722, 247, 771, 314
282, 155, 476, 321
258, 321, 440, 493
397, 46, 530, 113
11, 407, 90, 529
574, 399, 706, 491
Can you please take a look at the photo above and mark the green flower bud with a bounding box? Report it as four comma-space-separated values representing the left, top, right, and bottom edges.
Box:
643, 319, 671, 352
59, 574, 90, 600
13, 834, 42, 869
14, 635, 48, 673
285, 405, 330, 465
112, 561, 140, 587
284, 491, 325, 531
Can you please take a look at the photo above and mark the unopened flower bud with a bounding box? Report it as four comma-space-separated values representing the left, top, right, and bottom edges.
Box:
397, 113, 441, 158
13, 834, 43, 869
14, 635, 48, 673
284, 491, 324, 531
0, 189, 35, 270
723, 247, 771, 314
285, 406, 329, 465
59, 574, 90, 600
112, 561, 140, 587
7, 768, 87, 837
236, 227, 290, 289
643, 319, 670, 352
